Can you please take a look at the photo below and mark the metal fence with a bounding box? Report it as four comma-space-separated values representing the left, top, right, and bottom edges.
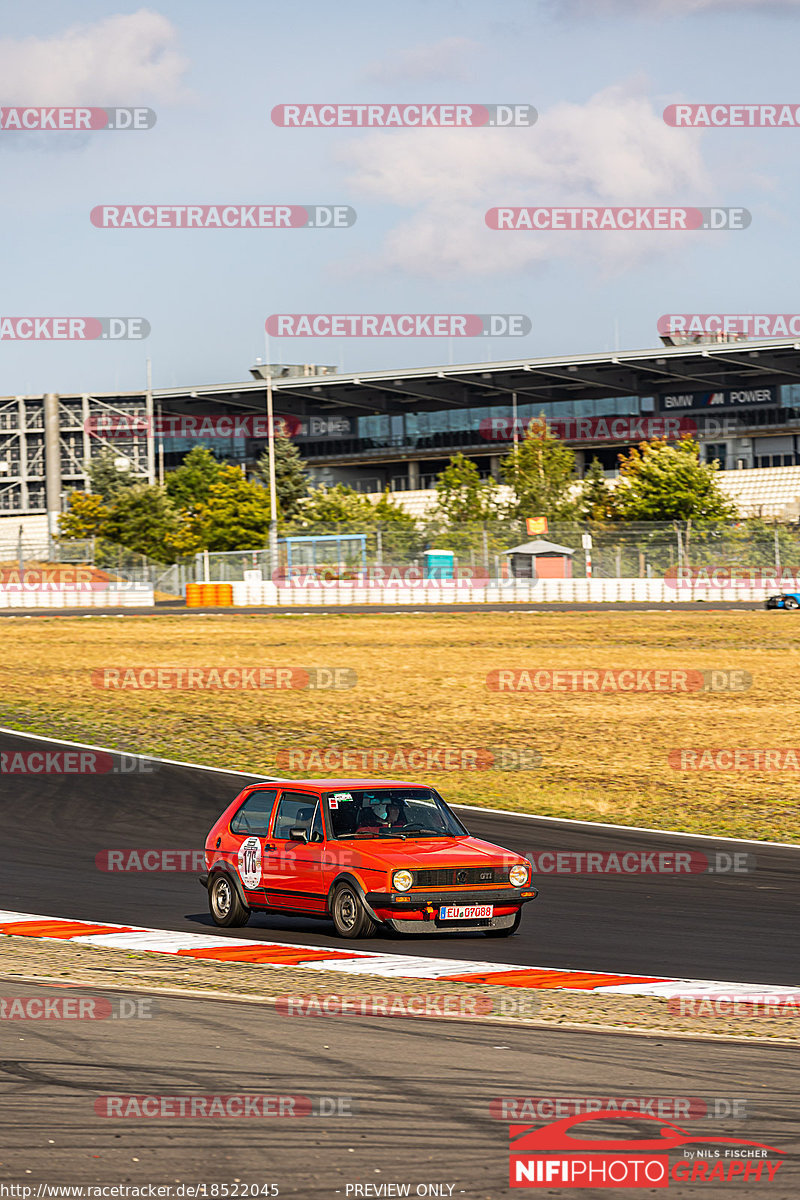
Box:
4, 517, 799, 595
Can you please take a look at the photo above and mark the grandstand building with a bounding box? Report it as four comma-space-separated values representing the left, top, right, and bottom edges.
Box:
4, 339, 800, 531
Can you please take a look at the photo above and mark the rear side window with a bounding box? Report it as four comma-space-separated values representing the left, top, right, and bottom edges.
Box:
273, 792, 322, 841
230, 789, 278, 836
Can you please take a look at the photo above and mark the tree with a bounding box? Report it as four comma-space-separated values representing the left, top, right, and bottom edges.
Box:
197, 465, 274, 551
102, 484, 183, 563
164, 447, 224, 511
58, 492, 109, 539
611, 438, 738, 522
255, 433, 310, 519
499, 420, 579, 520
292, 483, 381, 530
433, 454, 498, 523
579, 458, 613, 521
369, 492, 425, 558
87, 446, 141, 502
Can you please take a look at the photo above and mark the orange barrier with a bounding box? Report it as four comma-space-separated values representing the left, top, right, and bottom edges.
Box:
185, 582, 234, 607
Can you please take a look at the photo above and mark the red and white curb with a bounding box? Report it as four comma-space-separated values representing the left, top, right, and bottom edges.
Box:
0, 909, 793, 998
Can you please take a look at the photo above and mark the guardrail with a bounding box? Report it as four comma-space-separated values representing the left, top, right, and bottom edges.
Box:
0, 583, 155, 609
222, 578, 773, 606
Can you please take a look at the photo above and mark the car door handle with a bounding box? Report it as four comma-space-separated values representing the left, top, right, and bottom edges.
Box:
262, 844, 275, 851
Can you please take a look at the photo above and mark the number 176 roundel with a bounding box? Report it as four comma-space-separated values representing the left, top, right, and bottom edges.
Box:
200, 778, 537, 939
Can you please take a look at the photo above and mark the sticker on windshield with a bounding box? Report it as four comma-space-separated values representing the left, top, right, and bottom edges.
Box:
330, 791, 353, 803
237, 836, 262, 889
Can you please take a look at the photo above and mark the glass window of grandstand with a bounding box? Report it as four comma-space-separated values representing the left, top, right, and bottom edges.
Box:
704, 444, 728, 468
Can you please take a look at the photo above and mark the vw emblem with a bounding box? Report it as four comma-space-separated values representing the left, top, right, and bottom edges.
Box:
456, 870, 468, 884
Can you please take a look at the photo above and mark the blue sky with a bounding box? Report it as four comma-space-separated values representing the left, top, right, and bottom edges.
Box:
1, 0, 800, 394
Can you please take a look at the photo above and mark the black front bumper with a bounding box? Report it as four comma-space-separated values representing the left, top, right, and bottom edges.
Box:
365, 886, 538, 909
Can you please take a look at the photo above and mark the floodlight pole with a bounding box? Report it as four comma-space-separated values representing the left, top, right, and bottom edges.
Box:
145, 358, 155, 485
266, 370, 279, 581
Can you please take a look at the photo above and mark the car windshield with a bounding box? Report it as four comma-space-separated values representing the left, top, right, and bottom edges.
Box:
325, 788, 467, 839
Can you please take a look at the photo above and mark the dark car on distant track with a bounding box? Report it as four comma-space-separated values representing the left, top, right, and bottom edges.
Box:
766, 592, 800, 609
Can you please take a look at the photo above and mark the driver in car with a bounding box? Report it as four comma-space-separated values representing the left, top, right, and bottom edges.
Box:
357, 801, 403, 830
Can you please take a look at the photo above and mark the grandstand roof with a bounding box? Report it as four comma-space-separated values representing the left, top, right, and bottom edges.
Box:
151, 337, 800, 417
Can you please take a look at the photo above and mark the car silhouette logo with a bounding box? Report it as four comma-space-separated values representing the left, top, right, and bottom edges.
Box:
509, 1112, 783, 1155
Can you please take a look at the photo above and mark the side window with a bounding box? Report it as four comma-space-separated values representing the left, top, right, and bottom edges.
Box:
229, 789, 278, 837
273, 792, 321, 841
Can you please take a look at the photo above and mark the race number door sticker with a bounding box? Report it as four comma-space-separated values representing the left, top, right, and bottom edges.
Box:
237, 836, 262, 888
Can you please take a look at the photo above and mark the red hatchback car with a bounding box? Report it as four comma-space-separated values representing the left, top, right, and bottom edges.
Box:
201, 779, 538, 938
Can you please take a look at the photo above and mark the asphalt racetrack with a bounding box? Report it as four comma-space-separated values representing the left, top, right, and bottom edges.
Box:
1, 729, 797, 985
0, 979, 797, 1196
0, 600, 769, 618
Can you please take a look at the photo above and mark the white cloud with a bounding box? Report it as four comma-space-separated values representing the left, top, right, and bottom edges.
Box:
339, 82, 714, 277
363, 37, 479, 83
0, 9, 188, 106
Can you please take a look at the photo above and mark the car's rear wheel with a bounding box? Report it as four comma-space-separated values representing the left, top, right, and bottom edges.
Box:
209, 873, 250, 927
486, 910, 522, 938
331, 883, 378, 939
785, 597, 799, 609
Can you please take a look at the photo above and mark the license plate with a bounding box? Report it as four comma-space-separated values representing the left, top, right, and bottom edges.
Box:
439, 904, 493, 920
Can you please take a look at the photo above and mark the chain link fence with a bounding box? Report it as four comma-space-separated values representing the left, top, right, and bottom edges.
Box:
5, 518, 799, 595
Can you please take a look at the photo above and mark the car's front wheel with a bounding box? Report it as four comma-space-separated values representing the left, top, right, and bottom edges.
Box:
209, 873, 250, 927
784, 597, 799, 610
331, 883, 378, 939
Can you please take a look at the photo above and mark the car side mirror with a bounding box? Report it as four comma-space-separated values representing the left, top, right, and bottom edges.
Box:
289, 826, 309, 843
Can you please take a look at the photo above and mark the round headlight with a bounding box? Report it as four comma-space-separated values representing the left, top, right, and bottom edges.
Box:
509, 864, 528, 887
392, 869, 413, 892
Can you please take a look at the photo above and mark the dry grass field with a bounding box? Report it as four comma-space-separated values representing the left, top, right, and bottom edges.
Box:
1, 610, 798, 841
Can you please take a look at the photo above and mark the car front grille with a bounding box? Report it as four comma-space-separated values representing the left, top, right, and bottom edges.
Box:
412, 866, 505, 888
